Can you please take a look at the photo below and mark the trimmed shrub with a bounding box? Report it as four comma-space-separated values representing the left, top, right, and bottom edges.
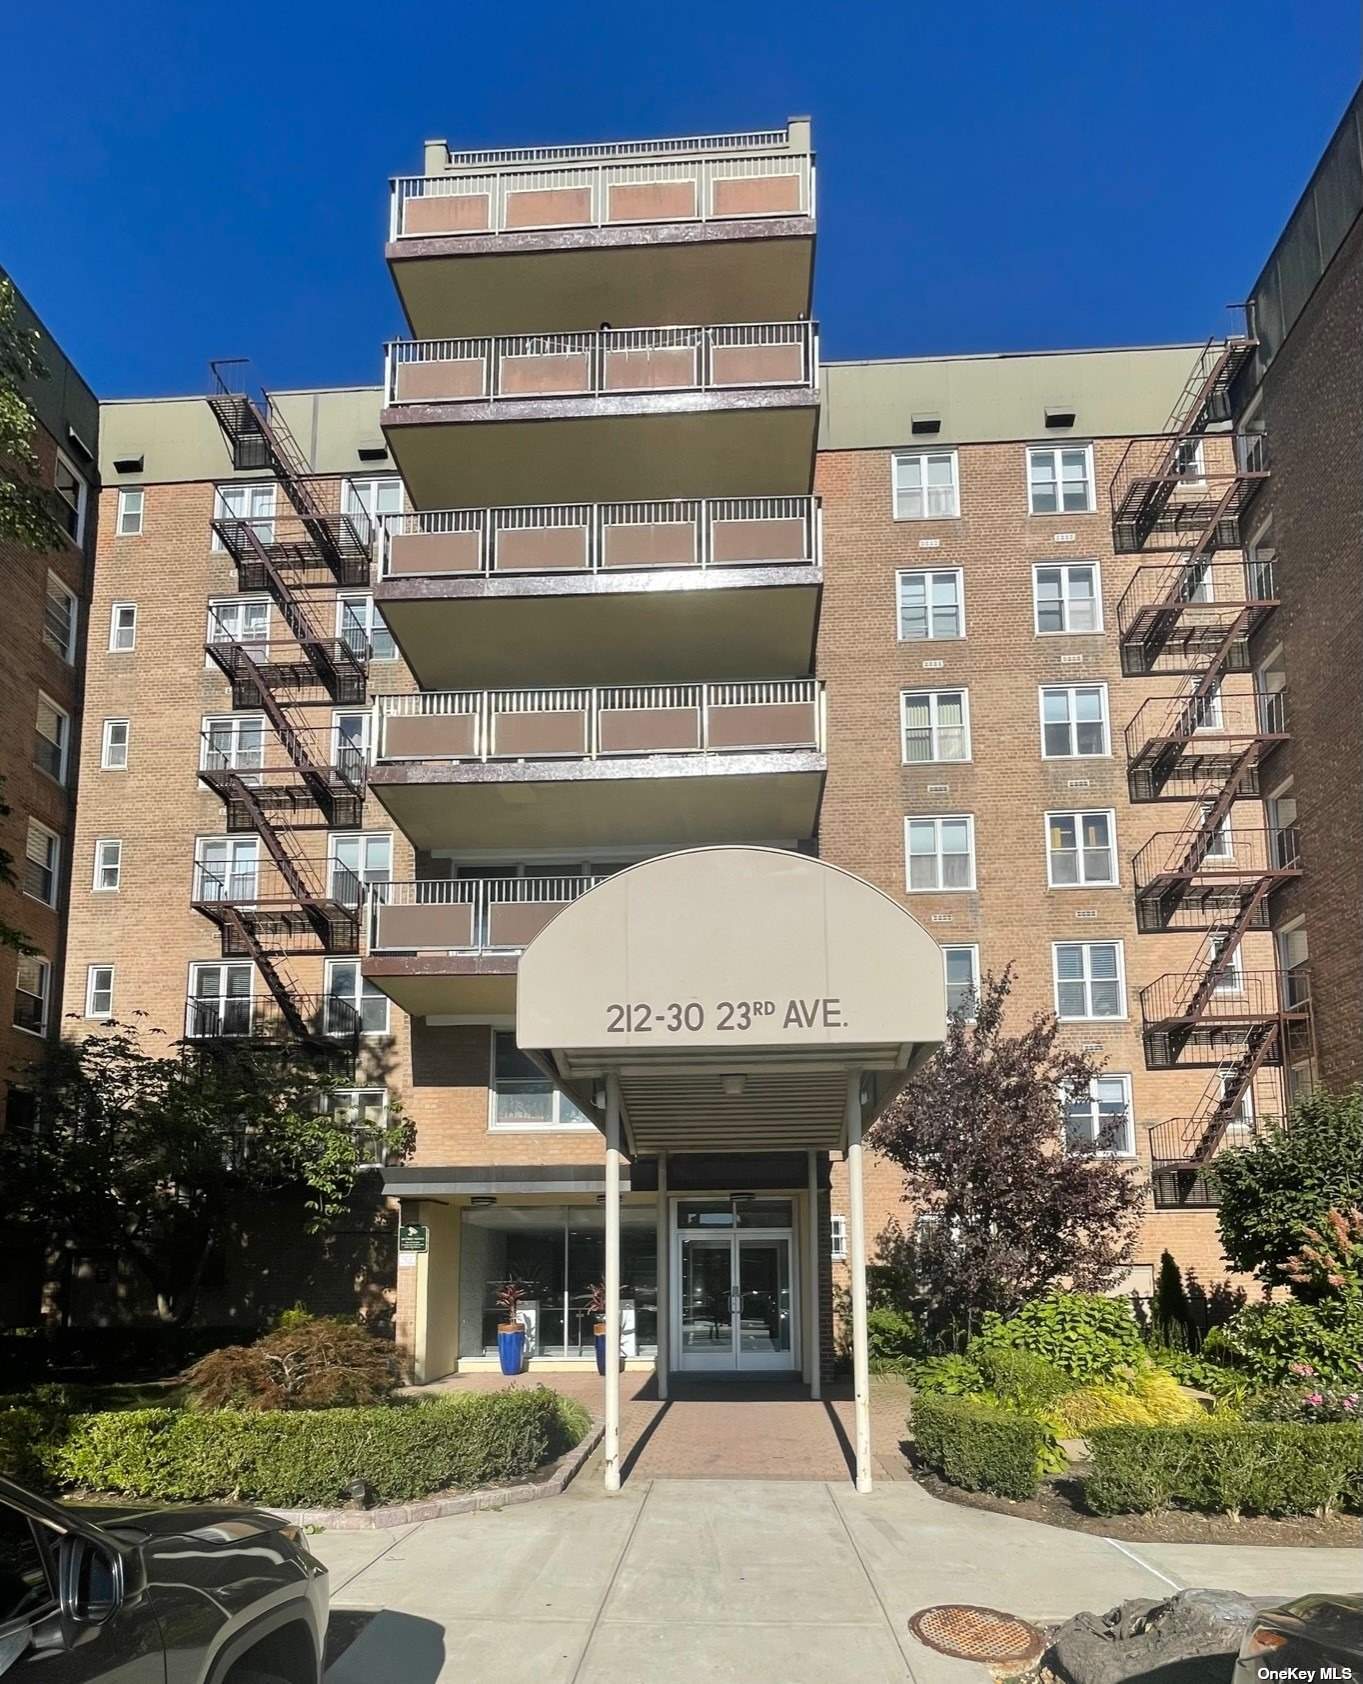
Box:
906, 1354, 983, 1395
1085, 1421, 1363, 1517
866, 1307, 921, 1373
1202, 1297, 1363, 1388
0, 1408, 55, 1486
972, 1292, 1145, 1382
1057, 1369, 1202, 1432
52, 1387, 583, 1507
973, 1348, 1071, 1414
182, 1316, 401, 1411
911, 1393, 1058, 1501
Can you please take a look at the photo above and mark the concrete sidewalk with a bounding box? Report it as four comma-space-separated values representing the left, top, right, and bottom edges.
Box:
317, 1475, 1361, 1684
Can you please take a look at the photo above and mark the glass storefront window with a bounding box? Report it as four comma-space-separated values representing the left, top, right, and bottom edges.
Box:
678, 1197, 793, 1229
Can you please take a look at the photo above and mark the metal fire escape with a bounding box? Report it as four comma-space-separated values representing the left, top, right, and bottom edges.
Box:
193, 360, 373, 1060
1110, 335, 1313, 1205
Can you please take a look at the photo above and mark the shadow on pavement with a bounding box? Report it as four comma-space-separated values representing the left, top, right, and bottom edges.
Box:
324, 1609, 445, 1683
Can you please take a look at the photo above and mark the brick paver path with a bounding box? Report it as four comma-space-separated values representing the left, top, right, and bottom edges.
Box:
413, 1370, 914, 1485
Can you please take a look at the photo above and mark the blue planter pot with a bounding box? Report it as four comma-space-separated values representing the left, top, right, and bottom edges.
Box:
497, 1326, 526, 1376
594, 1329, 607, 1376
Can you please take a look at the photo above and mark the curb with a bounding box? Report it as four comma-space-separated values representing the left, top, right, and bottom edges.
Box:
268, 1420, 605, 1531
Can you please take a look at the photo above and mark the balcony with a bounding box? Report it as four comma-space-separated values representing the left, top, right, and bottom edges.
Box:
1124, 688, 1288, 802
374, 496, 821, 685
367, 680, 826, 850
204, 609, 370, 709
183, 991, 360, 1063
1110, 435, 1267, 556
363, 874, 600, 1016
1132, 826, 1301, 933
1140, 969, 1313, 1069
211, 509, 373, 593
1116, 557, 1279, 678
191, 856, 363, 957
198, 726, 367, 832
381, 322, 820, 507
387, 122, 814, 336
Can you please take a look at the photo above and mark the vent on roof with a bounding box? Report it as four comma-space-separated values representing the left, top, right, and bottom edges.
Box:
1044, 406, 1076, 429
112, 454, 144, 474
911, 413, 941, 435
357, 442, 390, 461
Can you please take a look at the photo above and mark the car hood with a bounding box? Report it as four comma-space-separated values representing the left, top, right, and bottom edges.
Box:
1264, 1595, 1363, 1655
87, 1504, 294, 1546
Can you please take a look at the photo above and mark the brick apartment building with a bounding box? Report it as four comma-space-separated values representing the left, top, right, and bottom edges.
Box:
9, 94, 1360, 1366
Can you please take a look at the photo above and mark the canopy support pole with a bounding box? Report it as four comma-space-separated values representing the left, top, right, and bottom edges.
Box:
846, 1072, 872, 1492
655, 1149, 669, 1401
806, 1148, 821, 1400
604, 1074, 623, 1493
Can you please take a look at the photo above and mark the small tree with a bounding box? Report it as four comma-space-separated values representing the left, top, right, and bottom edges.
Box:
1214, 1088, 1363, 1296
0, 276, 65, 551
869, 967, 1142, 1344
0, 1018, 413, 1324
1150, 1250, 1192, 1350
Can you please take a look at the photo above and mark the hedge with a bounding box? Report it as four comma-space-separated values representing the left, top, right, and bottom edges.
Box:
911, 1393, 1056, 1501
1085, 1421, 1363, 1517
6, 1388, 588, 1508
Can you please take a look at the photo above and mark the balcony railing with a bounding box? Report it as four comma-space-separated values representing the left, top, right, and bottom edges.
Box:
1124, 689, 1288, 799
379, 495, 820, 579
384, 322, 819, 406
1140, 968, 1306, 1033
1149, 1111, 1283, 1169
392, 151, 813, 240
1132, 826, 1301, 898
205, 606, 370, 708
192, 856, 363, 910
368, 875, 602, 954
211, 511, 374, 589
1115, 557, 1279, 676
1110, 436, 1269, 555
184, 992, 360, 1048
374, 679, 824, 763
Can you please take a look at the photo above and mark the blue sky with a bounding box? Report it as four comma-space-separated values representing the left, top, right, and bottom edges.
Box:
3, 0, 1357, 396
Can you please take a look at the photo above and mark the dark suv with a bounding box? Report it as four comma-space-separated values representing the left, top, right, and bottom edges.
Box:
0, 1474, 328, 1683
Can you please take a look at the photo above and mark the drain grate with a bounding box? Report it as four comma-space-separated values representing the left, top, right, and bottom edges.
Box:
909, 1604, 1045, 1666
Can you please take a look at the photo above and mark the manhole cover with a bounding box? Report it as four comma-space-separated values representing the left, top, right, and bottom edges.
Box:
909, 1604, 1045, 1666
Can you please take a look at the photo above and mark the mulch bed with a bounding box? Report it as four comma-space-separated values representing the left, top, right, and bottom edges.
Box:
913, 1467, 1357, 1548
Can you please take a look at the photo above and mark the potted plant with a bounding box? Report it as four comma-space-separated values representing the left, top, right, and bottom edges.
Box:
587, 1281, 631, 1376
495, 1280, 531, 1376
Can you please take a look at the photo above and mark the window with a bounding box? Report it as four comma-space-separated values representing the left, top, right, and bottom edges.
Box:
212, 483, 276, 548
1188, 681, 1223, 733
53, 450, 87, 543
101, 718, 130, 770
897, 568, 964, 641
830, 1214, 848, 1261
1040, 684, 1109, 757
1034, 563, 1101, 633
1027, 444, 1094, 514
892, 451, 959, 520
108, 602, 137, 652
325, 1088, 391, 1166
93, 839, 122, 892
188, 962, 253, 1037
1175, 438, 1206, 485
325, 960, 389, 1035
338, 594, 396, 661
34, 693, 70, 783
1065, 1075, 1134, 1156
194, 836, 259, 902
1046, 810, 1117, 887
342, 476, 403, 546
943, 945, 979, 1017
13, 955, 50, 1035
1054, 941, 1125, 1019
901, 689, 970, 763
23, 821, 60, 906
207, 597, 270, 655
200, 715, 265, 783
333, 711, 371, 770
328, 833, 391, 905
490, 1029, 591, 1129
1200, 798, 1234, 861
42, 572, 78, 662
905, 815, 975, 892
116, 488, 144, 535
1209, 932, 1244, 994
85, 964, 115, 1018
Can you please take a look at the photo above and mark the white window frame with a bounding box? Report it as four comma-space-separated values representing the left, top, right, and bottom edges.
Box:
187, 960, 255, 1038
942, 943, 980, 1018
1039, 683, 1110, 759
896, 568, 965, 642
328, 833, 392, 904
325, 958, 389, 1036
900, 688, 971, 764
830, 1214, 848, 1261
100, 718, 130, 771
904, 814, 976, 893
487, 1027, 593, 1131
34, 692, 70, 784
116, 488, 144, 536
326, 1087, 392, 1167
1045, 809, 1119, 888
92, 838, 123, 892
1065, 1074, 1135, 1157
42, 571, 79, 663
1027, 443, 1095, 514
13, 954, 51, 1037
212, 483, 276, 550
1033, 561, 1103, 634
200, 714, 266, 783
23, 819, 60, 908
1175, 438, 1206, 486
108, 601, 138, 653
207, 596, 271, 662
891, 450, 960, 520
1209, 932, 1245, 995
1053, 940, 1127, 1021
194, 836, 260, 902
332, 710, 372, 768
85, 964, 115, 1019
337, 594, 396, 662
341, 476, 404, 547
53, 449, 88, 545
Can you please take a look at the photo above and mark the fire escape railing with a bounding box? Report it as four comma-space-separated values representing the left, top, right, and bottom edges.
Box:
199, 361, 376, 1057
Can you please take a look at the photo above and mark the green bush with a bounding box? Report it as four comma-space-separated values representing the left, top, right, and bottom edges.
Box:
972, 1348, 1071, 1414
1202, 1297, 1363, 1388
1056, 1369, 1202, 1432
866, 1306, 921, 1372
911, 1393, 1058, 1500
0, 1408, 55, 1486
1085, 1421, 1363, 1517
51, 1387, 584, 1507
906, 1354, 983, 1395
972, 1292, 1146, 1382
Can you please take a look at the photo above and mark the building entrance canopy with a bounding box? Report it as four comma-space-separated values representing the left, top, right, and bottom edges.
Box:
516, 847, 946, 1493
516, 846, 947, 1154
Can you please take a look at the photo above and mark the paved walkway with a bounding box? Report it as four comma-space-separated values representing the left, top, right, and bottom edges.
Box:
317, 1471, 1362, 1684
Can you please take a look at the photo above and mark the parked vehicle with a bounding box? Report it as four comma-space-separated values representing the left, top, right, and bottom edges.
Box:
0, 1473, 328, 1682
1234, 1593, 1363, 1682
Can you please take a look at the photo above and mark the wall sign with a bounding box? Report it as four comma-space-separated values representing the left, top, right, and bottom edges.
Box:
398, 1223, 429, 1254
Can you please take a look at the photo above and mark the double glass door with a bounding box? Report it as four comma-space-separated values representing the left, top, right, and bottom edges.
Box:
677, 1231, 796, 1371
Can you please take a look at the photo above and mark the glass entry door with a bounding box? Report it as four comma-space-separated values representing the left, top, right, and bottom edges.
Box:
676, 1230, 797, 1372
